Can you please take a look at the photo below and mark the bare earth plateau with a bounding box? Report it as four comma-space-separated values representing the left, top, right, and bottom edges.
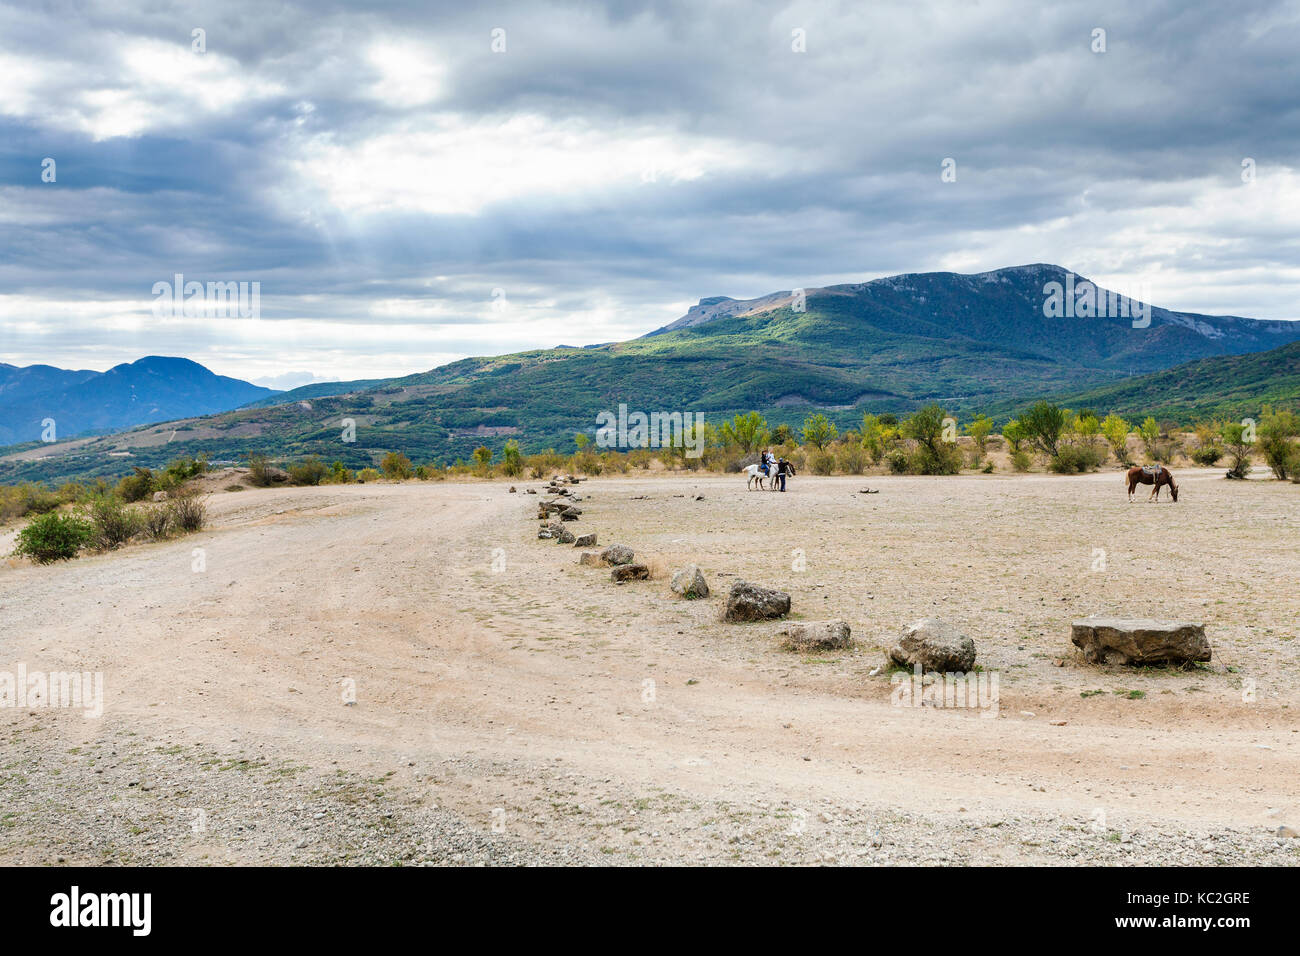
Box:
1, 469, 1297, 865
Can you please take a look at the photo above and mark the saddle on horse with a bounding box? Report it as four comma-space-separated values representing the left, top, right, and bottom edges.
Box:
1141, 465, 1163, 478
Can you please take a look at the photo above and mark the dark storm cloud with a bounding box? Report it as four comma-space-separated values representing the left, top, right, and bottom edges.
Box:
1, 0, 1297, 380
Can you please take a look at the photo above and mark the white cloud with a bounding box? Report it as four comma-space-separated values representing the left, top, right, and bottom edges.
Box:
291, 114, 763, 216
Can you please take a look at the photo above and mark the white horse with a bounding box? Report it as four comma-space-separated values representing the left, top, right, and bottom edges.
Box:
744, 463, 769, 490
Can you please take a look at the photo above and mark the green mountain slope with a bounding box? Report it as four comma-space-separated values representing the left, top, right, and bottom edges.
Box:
5, 264, 1298, 484
1040, 340, 1300, 423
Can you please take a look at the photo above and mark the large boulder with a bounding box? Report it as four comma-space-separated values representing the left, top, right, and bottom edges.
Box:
578, 551, 603, 567
554, 528, 576, 544
669, 564, 710, 599
600, 544, 635, 566
1071, 617, 1211, 665
537, 522, 565, 539
612, 563, 650, 582
890, 618, 976, 672
574, 533, 597, 548
724, 581, 791, 622
780, 621, 851, 652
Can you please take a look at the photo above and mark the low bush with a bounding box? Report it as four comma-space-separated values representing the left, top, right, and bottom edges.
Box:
116, 467, 156, 503
1190, 444, 1223, 466
167, 489, 208, 533
13, 510, 93, 563
381, 451, 414, 480
139, 504, 173, 540
87, 495, 141, 550
163, 455, 208, 483
1010, 449, 1032, 472
808, 450, 835, 475
288, 456, 328, 486
835, 443, 867, 475
1049, 444, 1105, 474
247, 454, 277, 487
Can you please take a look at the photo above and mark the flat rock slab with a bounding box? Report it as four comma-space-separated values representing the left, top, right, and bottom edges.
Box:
612, 563, 650, 582
1071, 616, 1211, 665
890, 618, 976, 672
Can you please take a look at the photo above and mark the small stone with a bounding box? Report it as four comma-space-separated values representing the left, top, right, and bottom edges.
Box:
669, 564, 709, 599
779, 621, 851, 652
600, 544, 634, 566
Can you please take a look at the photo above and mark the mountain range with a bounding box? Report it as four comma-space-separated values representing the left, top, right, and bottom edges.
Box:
0, 356, 276, 446
3, 264, 1298, 484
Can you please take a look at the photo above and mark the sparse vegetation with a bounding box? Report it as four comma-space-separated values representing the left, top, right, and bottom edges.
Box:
11, 510, 94, 563
167, 488, 208, 533
288, 456, 328, 486
87, 494, 141, 550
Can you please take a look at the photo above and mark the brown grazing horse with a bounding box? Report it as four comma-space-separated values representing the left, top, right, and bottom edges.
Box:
1126, 465, 1179, 502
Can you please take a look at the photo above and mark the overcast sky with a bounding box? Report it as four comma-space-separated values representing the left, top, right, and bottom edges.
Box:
1, 0, 1298, 388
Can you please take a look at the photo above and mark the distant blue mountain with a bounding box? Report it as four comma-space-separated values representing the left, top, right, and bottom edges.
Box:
0, 356, 277, 445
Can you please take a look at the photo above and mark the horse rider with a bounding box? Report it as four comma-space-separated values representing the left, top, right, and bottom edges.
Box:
761, 448, 776, 478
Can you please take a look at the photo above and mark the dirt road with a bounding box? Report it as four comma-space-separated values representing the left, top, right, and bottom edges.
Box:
2, 470, 1297, 864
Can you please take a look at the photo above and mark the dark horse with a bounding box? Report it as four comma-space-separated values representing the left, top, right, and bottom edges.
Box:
1126, 465, 1179, 502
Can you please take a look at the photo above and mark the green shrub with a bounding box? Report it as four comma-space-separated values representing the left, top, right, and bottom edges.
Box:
166, 489, 208, 533
288, 456, 328, 486
886, 449, 909, 474
1259, 408, 1300, 480
809, 450, 835, 475
1052, 443, 1105, 473
163, 455, 208, 483
139, 504, 173, 540
835, 443, 867, 475
1191, 444, 1223, 466
501, 439, 523, 477
381, 451, 414, 480
1221, 421, 1253, 478
1010, 449, 1032, 472
357, 467, 382, 483
247, 454, 276, 487
909, 444, 961, 475
13, 510, 93, 563
325, 461, 354, 484
1020, 401, 1068, 458
87, 495, 141, 550
116, 467, 156, 503
19, 483, 61, 516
